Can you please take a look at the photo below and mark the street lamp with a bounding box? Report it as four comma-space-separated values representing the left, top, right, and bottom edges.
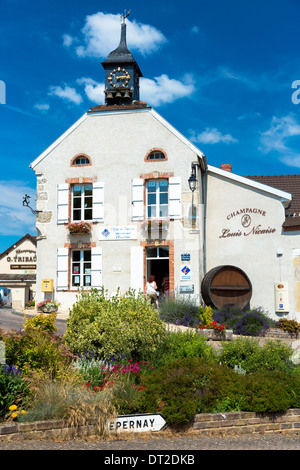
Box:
188, 164, 197, 227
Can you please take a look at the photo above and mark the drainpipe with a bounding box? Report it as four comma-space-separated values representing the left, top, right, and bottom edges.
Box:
198, 155, 207, 277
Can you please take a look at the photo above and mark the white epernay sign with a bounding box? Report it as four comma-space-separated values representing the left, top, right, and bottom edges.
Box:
99, 226, 137, 240
107, 413, 166, 433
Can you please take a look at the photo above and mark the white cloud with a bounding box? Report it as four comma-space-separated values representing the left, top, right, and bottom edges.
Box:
48, 85, 83, 105
46, 73, 194, 108
67, 12, 166, 58
259, 114, 300, 167
189, 127, 238, 145
76, 77, 104, 103
140, 74, 195, 106
62, 34, 74, 47
0, 181, 36, 236
34, 103, 50, 112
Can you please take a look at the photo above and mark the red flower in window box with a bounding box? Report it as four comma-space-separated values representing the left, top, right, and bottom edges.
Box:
67, 221, 92, 234
140, 218, 169, 230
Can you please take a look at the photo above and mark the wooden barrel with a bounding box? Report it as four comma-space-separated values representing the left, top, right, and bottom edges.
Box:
201, 265, 252, 310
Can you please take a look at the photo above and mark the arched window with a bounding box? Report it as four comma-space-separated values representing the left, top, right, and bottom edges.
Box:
71, 154, 91, 166
145, 149, 167, 162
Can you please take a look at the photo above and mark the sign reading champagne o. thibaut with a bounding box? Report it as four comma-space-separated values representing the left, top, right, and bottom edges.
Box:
99, 226, 137, 240
107, 413, 166, 433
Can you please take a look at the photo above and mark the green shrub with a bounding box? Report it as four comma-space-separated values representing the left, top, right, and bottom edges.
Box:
137, 356, 300, 424
199, 306, 214, 327
2, 327, 74, 377
24, 312, 57, 334
158, 296, 200, 327
137, 357, 247, 424
278, 318, 300, 334
245, 371, 300, 413
149, 329, 217, 367
64, 288, 166, 361
219, 337, 293, 373
0, 365, 30, 418
218, 336, 260, 370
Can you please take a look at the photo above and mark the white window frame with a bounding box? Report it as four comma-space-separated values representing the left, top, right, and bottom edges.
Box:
71, 249, 92, 288
146, 179, 169, 219
71, 184, 93, 222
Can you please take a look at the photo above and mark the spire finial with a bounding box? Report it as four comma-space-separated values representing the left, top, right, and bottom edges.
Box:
120, 9, 131, 24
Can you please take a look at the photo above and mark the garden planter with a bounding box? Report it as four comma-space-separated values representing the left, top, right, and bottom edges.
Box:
42, 306, 58, 313
198, 328, 233, 341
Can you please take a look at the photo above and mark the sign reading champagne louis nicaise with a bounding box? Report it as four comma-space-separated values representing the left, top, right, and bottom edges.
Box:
107, 413, 166, 433
99, 226, 137, 240
219, 207, 276, 239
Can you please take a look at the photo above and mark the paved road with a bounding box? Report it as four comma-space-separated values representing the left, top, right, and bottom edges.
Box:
0, 431, 300, 451
0, 308, 66, 335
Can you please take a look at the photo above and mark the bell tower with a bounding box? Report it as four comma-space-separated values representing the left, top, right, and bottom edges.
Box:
102, 11, 143, 106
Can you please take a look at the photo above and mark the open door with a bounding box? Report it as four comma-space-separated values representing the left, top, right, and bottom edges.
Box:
146, 246, 169, 295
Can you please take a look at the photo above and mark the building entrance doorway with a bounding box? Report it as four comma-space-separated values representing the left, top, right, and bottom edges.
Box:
146, 246, 169, 296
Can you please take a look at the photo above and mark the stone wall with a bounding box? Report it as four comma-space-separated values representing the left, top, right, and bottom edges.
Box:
263, 328, 299, 340
192, 409, 300, 435
1, 409, 300, 441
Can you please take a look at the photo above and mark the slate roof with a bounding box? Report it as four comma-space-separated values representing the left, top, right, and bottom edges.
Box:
101, 23, 143, 77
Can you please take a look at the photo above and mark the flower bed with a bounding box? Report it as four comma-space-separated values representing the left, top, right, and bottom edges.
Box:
1, 293, 300, 432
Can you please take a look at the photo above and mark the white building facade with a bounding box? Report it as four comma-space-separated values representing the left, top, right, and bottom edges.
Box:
30, 104, 205, 311
29, 21, 300, 321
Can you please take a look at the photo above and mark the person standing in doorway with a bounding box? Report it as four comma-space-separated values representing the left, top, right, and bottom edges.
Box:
162, 273, 169, 296
145, 275, 159, 308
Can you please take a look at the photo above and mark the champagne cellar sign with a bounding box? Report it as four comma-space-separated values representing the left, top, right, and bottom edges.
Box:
219, 207, 276, 239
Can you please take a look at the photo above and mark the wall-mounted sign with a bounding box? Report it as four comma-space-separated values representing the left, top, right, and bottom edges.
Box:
179, 284, 194, 293
7, 253, 36, 263
180, 265, 192, 280
181, 253, 190, 261
99, 226, 137, 240
274, 281, 289, 313
219, 208, 276, 239
10, 265, 36, 270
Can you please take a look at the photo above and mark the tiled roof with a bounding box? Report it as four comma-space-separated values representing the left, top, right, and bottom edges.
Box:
245, 174, 300, 229
245, 174, 300, 215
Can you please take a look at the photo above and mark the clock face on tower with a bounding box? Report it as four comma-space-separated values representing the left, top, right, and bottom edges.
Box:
108, 67, 131, 88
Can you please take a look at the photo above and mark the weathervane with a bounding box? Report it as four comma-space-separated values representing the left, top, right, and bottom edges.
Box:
22, 194, 41, 214
120, 9, 131, 23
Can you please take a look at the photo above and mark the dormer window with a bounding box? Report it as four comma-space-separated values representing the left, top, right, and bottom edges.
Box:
71, 154, 91, 167
145, 149, 167, 162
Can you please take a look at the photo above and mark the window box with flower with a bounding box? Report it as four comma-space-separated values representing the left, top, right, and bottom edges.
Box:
67, 221, 92, 234
140, 218, 169, 231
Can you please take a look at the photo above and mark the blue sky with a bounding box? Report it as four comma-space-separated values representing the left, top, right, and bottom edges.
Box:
1, 0, 300, 253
